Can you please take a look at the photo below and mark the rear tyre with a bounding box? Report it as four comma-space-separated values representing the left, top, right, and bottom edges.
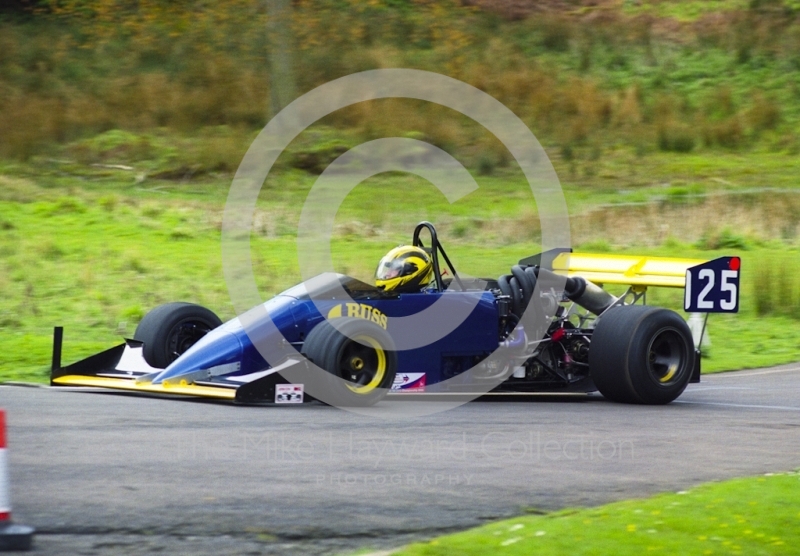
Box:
302, 317, 397, 407
134, 302, 222, 368
589, 305, 694, 404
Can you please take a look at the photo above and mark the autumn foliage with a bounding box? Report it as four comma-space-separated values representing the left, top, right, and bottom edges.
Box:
0, 0, 798, 160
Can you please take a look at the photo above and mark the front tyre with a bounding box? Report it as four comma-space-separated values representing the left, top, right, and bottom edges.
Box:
589, 305, 695, 405
302, 317, 397, 407
134, 302, 222, 368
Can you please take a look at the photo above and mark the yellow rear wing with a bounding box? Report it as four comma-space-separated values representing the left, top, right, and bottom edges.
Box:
550, 252, 706, 289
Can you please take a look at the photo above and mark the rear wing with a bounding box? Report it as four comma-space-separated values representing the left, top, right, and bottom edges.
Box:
545, 252, 740, 315
549, 252, 704, 289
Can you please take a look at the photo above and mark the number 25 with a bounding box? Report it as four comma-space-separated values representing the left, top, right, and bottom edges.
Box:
720, 270, 737, 310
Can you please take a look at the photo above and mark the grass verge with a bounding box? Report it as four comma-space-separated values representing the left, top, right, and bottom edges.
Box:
384, 471, 800, 555
1, 151, 799, 382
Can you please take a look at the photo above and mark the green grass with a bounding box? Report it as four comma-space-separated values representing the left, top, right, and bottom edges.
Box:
2, 1, 800, 160
1, 144, 799, 383
622, 0, 751, 21
386, 471, 800, 555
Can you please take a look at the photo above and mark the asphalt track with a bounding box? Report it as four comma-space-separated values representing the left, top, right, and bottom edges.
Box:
2, 363, 800, 555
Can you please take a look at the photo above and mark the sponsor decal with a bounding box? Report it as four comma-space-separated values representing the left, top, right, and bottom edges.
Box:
391, 373, 426, 392
275, 384, 304, 404
327, 303, 388, 330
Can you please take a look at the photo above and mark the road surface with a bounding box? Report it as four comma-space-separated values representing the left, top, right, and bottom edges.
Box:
2, 363, 799, 554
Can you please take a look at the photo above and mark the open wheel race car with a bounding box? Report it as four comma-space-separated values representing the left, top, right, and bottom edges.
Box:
51, 222, 740, 406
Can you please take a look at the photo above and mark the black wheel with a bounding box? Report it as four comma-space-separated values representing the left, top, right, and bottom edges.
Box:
301, 317, 397, 407
589, 305, 695, 404
134, 302, 222, 368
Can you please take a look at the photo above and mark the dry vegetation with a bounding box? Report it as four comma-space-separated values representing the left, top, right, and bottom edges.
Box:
0, 0, 798, 163
572, 191, 800, 247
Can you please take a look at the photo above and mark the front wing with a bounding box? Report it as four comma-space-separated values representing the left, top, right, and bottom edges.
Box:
49, 328, 311, 404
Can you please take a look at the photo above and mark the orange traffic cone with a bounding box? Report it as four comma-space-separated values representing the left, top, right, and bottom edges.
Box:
0, 410, 34, 551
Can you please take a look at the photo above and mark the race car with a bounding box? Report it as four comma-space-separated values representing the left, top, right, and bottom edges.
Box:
50, 222, 740, 406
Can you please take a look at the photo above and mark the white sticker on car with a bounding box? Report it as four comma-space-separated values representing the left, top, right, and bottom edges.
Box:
392, 373, 426, 392
275, 384, 304, 404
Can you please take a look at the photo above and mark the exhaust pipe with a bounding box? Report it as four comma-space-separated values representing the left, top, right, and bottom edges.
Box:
537, 268, 618, 316
563, 276, 618, 315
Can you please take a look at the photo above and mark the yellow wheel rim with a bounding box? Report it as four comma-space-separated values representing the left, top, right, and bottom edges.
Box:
659, 364, 678, 383
647, 327, 686, 385
345, 335, 386, 394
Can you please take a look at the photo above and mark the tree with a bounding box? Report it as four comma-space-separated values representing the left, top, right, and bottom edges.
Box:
266, 0, 298, 119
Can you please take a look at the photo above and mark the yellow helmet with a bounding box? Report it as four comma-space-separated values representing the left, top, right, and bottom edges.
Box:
375, 246, 433, 293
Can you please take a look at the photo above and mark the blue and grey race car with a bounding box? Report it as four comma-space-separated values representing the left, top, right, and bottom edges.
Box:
51, 222, 740, 406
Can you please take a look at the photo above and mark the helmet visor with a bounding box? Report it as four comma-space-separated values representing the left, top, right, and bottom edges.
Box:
375, 255, 410, 281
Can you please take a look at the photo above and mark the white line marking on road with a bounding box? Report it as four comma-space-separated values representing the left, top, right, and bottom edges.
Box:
707, 366, 800, 378
675, 400, 800, 412
687, 387, 755, 391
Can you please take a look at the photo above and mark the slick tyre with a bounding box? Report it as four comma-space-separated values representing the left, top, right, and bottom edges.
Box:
302, 317, 397, 407
134, 302, 222, 368
589, 305, 695, 405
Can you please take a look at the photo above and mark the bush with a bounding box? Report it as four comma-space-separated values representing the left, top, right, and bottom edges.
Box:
696, 228, 750, 250
752, 255, 800, 318
702, 118, 744, 149
476, 153, 496, 176
747, 92, 782, 132
657, 122, 695, 153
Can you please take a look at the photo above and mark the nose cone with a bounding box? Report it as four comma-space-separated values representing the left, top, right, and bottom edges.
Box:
150, 329, 243, 384
149, 293, 301, 385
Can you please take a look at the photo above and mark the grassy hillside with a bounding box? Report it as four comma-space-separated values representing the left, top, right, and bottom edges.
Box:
1, 0, 799, 163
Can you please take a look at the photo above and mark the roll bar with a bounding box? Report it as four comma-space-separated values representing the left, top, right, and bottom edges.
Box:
412, 221, 464, 292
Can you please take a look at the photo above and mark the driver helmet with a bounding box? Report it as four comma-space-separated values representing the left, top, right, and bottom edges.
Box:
375, 245, 433, 293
